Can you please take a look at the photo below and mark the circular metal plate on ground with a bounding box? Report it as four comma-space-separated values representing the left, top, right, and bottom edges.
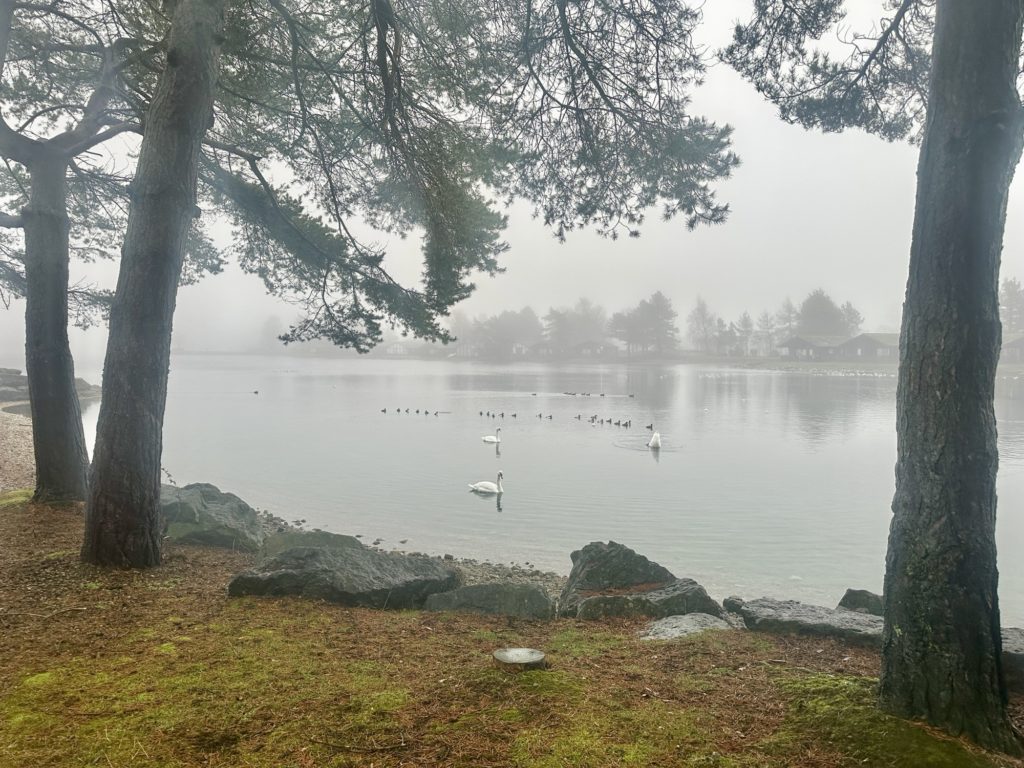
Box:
493, 647, 547, 670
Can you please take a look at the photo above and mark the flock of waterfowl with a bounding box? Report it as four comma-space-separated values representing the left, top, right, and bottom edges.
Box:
381, 393, 661, 496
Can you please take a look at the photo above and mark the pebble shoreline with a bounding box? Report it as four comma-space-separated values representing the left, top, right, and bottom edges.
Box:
0, 406, 35, 492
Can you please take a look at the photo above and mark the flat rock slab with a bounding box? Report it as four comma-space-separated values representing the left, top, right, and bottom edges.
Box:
425, 582, 554, 619
641, 613, 732, 640
724, 596, 883, 647
1004, 627, 1024, 693
161, 483, 265, 552
575, 578, 723, 621
261, 529, 363, 558
228, 546, 460, 609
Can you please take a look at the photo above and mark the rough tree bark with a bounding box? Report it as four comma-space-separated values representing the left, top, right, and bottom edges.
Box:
21, 155, 89, 502
881, 0, 1024, 754
82, 0, 224, 567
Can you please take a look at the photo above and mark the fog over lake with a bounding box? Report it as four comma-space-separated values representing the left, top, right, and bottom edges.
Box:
78, 355, 1024, 625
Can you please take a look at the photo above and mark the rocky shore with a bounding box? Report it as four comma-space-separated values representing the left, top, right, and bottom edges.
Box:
0, 407, 33, 492
0, 367, 101, 492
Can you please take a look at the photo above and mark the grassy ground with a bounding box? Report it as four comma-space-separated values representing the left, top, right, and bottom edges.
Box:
1, 492, 1021, 768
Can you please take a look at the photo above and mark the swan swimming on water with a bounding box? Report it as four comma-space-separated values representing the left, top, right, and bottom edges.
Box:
469, 471, 503, 494
648, 431, 661, 449
482, 427, 502, 443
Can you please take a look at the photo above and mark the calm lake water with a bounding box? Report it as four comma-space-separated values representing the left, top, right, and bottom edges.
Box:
81, 355, 1024, 625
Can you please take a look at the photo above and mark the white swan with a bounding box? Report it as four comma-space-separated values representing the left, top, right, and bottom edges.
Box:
469, 471, 503, 494
647, 431, 661, 449
482, 427, 502, 443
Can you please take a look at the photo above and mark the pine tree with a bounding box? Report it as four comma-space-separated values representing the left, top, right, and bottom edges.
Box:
726, 0, 1024, 752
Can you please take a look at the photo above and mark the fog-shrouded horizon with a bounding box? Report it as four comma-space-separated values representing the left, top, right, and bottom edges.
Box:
1, 0, 1022, 372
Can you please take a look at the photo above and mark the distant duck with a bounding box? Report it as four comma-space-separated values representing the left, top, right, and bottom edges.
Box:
479, 410, 484, 416
404, 408, 409, 413
575, 414, 581, 420
625, 420, 632, 428
614, 420, 621, 426
482, 428, 502, 443
648, 432, 662, 449
546, 414, 552, 420
381, 408, 386, 413
629, 394, 635, 398
469, 471, 504, 495
511, 413, 517, 418
253, 390, 259, 395
537, 412, 543, 418
415, 409, 420, 414
500, 412, 505, 418
645, 423, 653, 430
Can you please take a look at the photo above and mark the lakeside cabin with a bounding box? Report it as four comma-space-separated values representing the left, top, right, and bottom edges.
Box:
1003, 334, 1024, 363
776, 335, 848, 360
835, 333, 900, 360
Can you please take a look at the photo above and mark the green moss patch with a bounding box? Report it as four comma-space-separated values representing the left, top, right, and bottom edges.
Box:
768, 674, 1006, 767
0, 488, 32, 508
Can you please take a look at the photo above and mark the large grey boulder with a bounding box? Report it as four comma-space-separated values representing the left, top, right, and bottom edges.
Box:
261, 529, 363, 558
424, 582, 554, 620
837, 588, 884, 616
724, 596, 883, 647
228, 546, 460, 609
576, 577, 723, 620
0, 371, 97, 404
0, 386, 24, 402
641, 613, 731, 640
1004, 627, 1024, 693
559, 541, 677, 617
74, 377, 101, 398
160, 483, 266, 552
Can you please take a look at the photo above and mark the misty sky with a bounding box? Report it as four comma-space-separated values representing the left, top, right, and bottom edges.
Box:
1, 1, 1022, 371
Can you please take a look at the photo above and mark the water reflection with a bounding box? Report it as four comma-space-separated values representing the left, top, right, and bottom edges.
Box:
690, 370, 895, 446
996, 377, 1024, 461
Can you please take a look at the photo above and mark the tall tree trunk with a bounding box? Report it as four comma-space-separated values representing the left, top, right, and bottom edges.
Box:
881, 0, 1024, 754
21, 155, 89, 502
82, 0, 224, 567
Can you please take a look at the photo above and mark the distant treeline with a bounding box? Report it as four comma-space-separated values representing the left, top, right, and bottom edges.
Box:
238, 278, 1024, 361
355, 288, 869, 361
